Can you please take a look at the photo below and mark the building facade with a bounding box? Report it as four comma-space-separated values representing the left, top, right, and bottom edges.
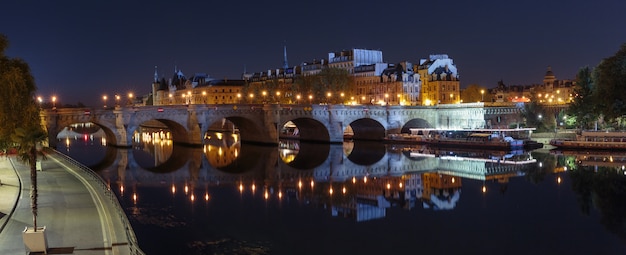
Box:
417, 54, 460, 105
152, 67, 245, 106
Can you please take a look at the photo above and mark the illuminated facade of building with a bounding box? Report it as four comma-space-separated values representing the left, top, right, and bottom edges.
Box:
151, 67, 245, 106
244, 48, 426, 106
418, 54, 460, 105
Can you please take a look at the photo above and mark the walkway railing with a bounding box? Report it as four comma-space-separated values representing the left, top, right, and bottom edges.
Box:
51, 150, 145, 255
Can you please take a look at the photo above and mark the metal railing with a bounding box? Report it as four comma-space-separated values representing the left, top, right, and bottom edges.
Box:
51, 150, 145, 255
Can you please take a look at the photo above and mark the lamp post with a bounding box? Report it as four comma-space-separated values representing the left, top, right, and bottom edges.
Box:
327, 92, 332, 104
308, 95, 312, 104
262, 91, 267, 103
480, 89, 485, 102
52, 96, 57, 110
296, 95, 301, 105
276, 91, 281, 103
128, 92, 133, 106
103, 95, 107, 108
237, 93, 241, 104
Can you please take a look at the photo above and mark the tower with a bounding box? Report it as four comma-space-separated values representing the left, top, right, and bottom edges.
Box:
282, 43, 289, 69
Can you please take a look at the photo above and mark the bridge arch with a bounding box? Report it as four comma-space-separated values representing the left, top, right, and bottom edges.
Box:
281, 117, 330, 143
348, 118, 386, 141
400, 118, 434, 133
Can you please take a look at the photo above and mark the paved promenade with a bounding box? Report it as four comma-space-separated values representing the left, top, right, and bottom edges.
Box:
0, 152, 142, 254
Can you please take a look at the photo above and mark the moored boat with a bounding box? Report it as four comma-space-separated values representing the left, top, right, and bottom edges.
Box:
549, 131, 626, 150
387, 128, 536, 150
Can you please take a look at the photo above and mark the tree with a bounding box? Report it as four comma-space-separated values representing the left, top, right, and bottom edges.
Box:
0, 35, 39, 150
11, 126, 47, 231
593, 43, 626, 122
293, 68, 353, 104
520, 101, 552, 131
567, 66, 599, 130
461, 84, 488, 103
0, 33, 48, 232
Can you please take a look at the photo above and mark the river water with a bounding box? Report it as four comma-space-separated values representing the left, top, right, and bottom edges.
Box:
55, 130, 626, 255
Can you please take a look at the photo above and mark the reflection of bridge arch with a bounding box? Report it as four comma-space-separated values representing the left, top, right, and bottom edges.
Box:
279, 142, 330, 170
346, 141, 386, 165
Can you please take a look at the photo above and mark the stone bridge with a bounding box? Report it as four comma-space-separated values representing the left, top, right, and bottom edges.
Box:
40, 103, 524, 148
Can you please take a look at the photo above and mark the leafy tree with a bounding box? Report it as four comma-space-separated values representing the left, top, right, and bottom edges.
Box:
567, 67, 598, 130
593, 43, 626, 122
0, 36, 39, 150
293, 67, 353, 104
461, 84, 488, 103
520, 101, 551, 131
0, 33, 48, 232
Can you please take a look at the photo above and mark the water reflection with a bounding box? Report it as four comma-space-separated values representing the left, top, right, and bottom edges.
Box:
56, 129, 626, 254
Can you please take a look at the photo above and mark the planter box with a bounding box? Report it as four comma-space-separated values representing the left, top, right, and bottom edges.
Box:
23, 226, 48, 254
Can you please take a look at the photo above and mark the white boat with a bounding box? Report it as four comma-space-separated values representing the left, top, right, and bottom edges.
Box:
550, 131, 626, 150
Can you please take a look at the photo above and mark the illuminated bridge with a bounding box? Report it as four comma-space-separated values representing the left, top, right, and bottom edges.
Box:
40, 102, 525, 148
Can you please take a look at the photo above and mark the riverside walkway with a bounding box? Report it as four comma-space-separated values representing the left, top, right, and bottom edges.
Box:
0, 151, 143, 254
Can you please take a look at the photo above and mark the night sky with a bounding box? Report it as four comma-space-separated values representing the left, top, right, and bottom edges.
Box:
2, 0, 625, 106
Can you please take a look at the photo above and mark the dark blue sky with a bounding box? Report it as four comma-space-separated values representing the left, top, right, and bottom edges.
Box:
2, 0, 625, 106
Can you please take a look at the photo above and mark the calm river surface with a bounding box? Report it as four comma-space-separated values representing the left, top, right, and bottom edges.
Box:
56, 130, 626, 255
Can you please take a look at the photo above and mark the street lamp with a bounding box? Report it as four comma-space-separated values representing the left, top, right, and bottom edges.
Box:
481, 89, 485, 102
276, 91, 281, 103
327, 92, 332, 104
296, 95, 301, 104
237, 93, 241, 104
308, 95, 313, 104
52, 96, 57, 110
385, 93, 389, 105
262, 91, 267, 103
115, 94, 120, 107
103, 95, 107, 108
128, 92, 133, 106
